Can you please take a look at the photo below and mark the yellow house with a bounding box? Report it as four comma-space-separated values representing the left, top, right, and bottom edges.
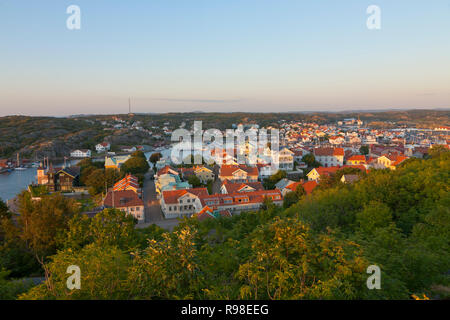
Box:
194, 166, 215, 184
347, 155, 366, 165
376, 154, 408, 170
105, 155, 131, 170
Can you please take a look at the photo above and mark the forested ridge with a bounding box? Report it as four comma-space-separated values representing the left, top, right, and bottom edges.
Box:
0, 149, 449, 300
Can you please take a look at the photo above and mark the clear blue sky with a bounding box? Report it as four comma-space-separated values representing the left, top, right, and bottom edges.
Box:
0, 0, 449, 116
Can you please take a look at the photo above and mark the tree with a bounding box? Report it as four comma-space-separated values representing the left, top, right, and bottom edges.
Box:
356, 201, 393, 234
428, 145, 449, 159
0, 269, 34, 300
283, 191, 299, 208
187, 175, 202, 188
131, 150, 146, 159
0, 217, 40, 278
0, 199, 10, 220
149, 152, 162, 166
263, 170, 287, 189
302, 154, 320, 168
121, 157, 150, 175
89, 209, 137, 249
206, 180, 214, 195
127, 226, 200, 299
360, 145, 369, 155
105, 168, 123, 189
77, 158, 94, 169
84, 168, 105, 195
283, 185, 306, 208
237, 217, 369, 299
16, 193, 78, 260
61, 209, 138, 251
19, 244, 131, 300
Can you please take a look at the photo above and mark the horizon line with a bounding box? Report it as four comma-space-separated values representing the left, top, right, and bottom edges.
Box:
1, 107, 449, 119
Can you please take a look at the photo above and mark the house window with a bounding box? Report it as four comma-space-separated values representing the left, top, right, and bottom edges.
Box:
169, 206, 172, 211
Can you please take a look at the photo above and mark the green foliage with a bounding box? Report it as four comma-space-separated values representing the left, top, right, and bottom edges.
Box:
61, 209, 138, 251
127, 226, 200, 299
356, 201, 393, 234
317, 167, 366, 190
206, 180, 214, 195
0, 217, 40, 278
359, 146, 369, 155
80, 163, 124, 196
19, 244, 131, 300
17, 193, 78, 259
263, 170, 287, 189
149, 152, 162, 164
0, 199, 9, 220
85, 169, 105, 195
302, 154, 321, 168
283, 184, 306, 208
428, 145, 448, 159
237, 218, 369, 299
131, 150, 146, 159
187, 175, 202, 188
29, 185, 49, 197
283, 191, 299, 209
0, 269, 35, 300
121, 156, 150, 175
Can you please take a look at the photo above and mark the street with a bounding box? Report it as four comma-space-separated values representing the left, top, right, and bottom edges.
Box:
137, 172, 181, 231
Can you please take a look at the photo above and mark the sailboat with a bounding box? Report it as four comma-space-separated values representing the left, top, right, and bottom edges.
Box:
14, 153, 27, 171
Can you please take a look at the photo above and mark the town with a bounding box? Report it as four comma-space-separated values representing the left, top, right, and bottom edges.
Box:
7, 115, 447, 231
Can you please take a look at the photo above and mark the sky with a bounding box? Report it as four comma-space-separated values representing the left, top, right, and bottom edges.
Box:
0, 0, 449, 116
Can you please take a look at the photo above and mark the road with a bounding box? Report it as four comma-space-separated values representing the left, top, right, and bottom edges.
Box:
212, 177, 222, 194
211, 164, 222, 194
138, 172, 181, 231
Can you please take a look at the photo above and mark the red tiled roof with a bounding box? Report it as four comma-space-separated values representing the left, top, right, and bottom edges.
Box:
113, 174, 139, 192
221, 180, 264, 193
314, 147, 344, 157
162, 188, 209, 204
219, 164, 259, 177
302, 180, 318, 194
311, 165, 366, 177
104, 190, 143, 208
0, 159, 9, 168
385, 154, 408, 166
195, 206, 232, 221
200, 189, 282, 208
285, 181, 303, 192
156, 165, 179, 176
347, 155, 366, 162
196, 206, 215, 221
